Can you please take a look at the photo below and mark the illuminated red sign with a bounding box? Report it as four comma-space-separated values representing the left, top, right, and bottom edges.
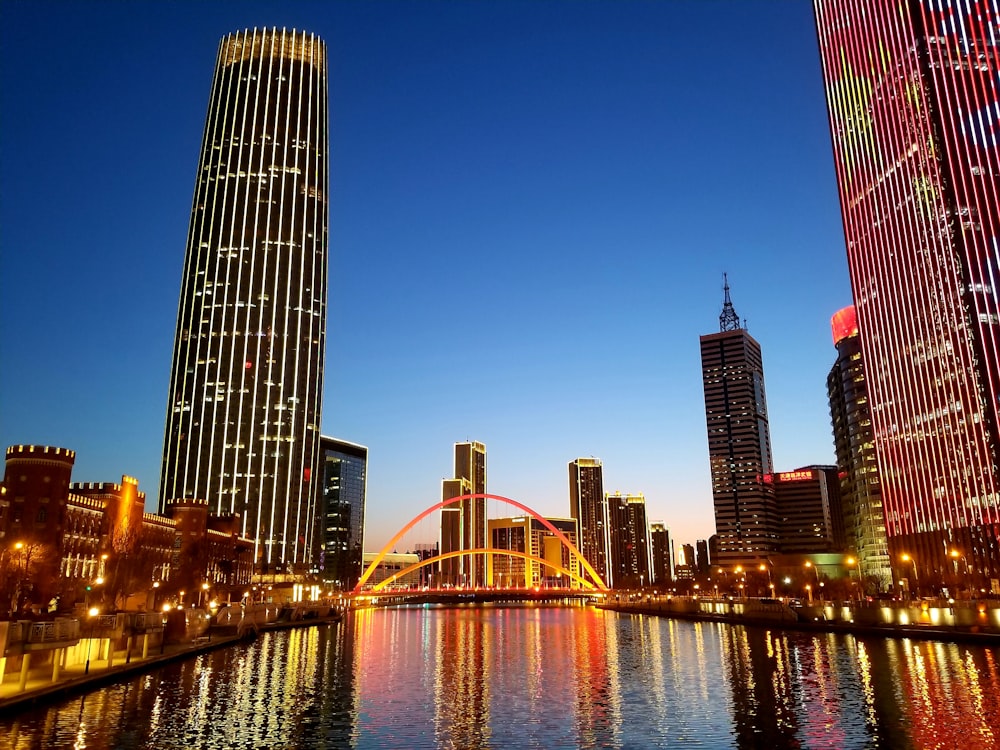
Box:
831, 306, 858, 346
776, 470, 814, 482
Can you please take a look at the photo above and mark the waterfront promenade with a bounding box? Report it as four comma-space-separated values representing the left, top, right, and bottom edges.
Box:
598, 593, 1000, 643
0, 604, 341, 715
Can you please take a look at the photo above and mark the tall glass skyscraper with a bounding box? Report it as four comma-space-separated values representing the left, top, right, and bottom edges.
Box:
700, 280, 778, 564
318, 437, 367, 589
814, 1, 1000, 585
159, 28, 329, 574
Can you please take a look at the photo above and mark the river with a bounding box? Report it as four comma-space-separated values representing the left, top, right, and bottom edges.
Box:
3, 603, 999, 749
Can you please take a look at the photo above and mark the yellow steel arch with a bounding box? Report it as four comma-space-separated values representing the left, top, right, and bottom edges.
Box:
355, 493, 609, 592
366, 548, 597, 592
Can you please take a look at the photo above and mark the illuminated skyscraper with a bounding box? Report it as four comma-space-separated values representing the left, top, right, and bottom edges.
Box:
700, 279, 778, 563
607, 491, 652, 587
440, 441, 487, 586
827, 305, 892, 590
159, 28, 328, 574
815, 1, 1000, 583
318, 437, 367, 590
569, 458, 611, 586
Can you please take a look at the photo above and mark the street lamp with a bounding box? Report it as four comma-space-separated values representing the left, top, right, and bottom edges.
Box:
84, 606, 99, 674
199, 582, 210, 607
901, 554, 918, 597
845, 556, 858, 601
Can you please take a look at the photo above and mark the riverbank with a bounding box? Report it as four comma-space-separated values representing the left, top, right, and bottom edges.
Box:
0, 614, 341, 716
597, 596, 1000, 645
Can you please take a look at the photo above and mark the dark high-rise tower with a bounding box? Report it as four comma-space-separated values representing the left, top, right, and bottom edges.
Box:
606, 491, 652, 587
318, 437, 367, 590
159, 29, 329, 573
815, 1, 1000, 584
700, 278, 778, 563
569, 458, 611, 586
827, 305, 891, 590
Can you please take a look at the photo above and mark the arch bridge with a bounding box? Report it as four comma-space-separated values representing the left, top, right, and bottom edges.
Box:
352, 493, 609, 605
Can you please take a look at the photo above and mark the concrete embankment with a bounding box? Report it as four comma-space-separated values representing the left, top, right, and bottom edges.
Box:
596, 596, 1000, 644
0, 606, 341, 715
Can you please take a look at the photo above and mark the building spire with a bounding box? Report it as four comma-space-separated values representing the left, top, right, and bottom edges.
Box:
719, 273, 742, 332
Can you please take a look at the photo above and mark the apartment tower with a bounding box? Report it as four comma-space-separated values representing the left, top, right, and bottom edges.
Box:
814, 1, 1000, 584
569, 458, 611, 587
159, 29, 329, 574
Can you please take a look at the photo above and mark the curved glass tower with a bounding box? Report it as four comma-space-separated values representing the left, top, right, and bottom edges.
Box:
159, 28, 328, 573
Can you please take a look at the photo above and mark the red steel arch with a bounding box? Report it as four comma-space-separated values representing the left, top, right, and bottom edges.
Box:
354, 493, 609, 592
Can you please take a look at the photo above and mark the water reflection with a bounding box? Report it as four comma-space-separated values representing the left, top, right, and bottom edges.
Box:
3, 606, 1000, 749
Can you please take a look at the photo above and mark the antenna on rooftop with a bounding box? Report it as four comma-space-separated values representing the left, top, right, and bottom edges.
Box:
719, 273, 743, 332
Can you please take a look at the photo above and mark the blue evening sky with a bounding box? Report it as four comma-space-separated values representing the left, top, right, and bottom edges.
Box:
0, 1, 851, 553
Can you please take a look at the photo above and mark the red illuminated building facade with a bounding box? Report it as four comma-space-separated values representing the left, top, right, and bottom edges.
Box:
815, 1, 1000, 588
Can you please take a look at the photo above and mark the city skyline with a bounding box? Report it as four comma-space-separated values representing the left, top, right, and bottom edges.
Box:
1, 2, 852, 553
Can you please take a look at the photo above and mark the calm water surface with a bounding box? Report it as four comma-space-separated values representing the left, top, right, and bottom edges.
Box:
3, 604, 999, 749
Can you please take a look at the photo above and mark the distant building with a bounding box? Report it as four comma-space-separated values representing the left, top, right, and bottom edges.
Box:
440, 442, 487, 587
569, 458, 610, 587
607, 492, 652, 587
700, 278, 778, 563
827, 306, 891, 590
769, 467, 843, 554
361, 552, 420, 589
675, 543, 695, 581
318, 437, 367, 590
696, 539, 710, 575
814, 1, 1000, 587
649, 522, 673, 584
487, 516, 581, 588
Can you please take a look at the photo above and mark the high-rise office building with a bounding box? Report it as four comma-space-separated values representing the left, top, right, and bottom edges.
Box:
440, 441, 487, 586
815, 1, 1000, 584
827, 305, 892, 590
318, 437, 367, 590
159, 28, 329, 574
769, 466, 843, 554
569, 458, 611, 587
649, 522, 673, 584
607, 492, 652, 587
700, 279, 779, 564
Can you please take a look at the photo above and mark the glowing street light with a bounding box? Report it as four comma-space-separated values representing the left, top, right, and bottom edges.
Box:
901, 554, 918, 597
84, 606, 100, 674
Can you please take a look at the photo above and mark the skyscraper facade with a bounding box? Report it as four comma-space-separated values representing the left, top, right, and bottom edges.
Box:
769, 466, 843, 554
700, 280, 778, 564
440, 441, 487, 586
607, 491, 652, 587
318, 437, 367, 590
815, 1, 1000, 584
568, 458, 611, 587
649, 522, 673, 584
159, 28, 329, 574
827, 305, 892, 590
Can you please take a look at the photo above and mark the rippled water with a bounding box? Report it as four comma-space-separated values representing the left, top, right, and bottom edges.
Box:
3, 604, 999, 749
